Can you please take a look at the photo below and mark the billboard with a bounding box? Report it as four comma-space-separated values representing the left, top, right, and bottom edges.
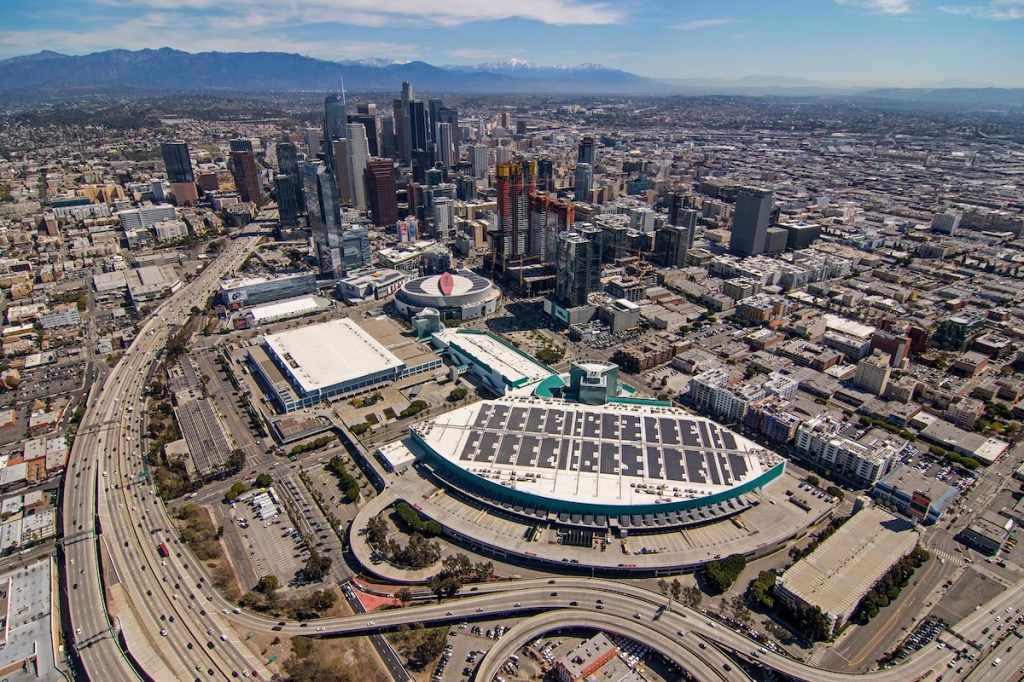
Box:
908, 490, 931, 522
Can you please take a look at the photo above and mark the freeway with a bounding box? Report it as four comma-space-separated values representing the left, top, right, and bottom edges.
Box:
62, 232, 270, 681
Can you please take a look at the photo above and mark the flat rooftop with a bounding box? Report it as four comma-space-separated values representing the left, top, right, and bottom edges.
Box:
434, 329, 553, 389
263, 318, 403, 394
413, 395, 780, 508
777, 506, 919, 622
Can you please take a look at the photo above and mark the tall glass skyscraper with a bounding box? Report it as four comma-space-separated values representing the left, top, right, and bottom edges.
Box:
302, 162, 344, 276
161, 141, 194, 183
345, 122, 369, 211
323, 93, 348, 175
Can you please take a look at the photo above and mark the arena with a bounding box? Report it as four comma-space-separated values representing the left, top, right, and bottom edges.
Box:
409, 394, 785, 533
393, 269, 500, 321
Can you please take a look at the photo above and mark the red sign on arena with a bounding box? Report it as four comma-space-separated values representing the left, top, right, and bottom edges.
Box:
438, 271, 454, 296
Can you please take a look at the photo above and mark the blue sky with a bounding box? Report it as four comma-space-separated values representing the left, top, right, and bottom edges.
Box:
2, 0, 1022, 87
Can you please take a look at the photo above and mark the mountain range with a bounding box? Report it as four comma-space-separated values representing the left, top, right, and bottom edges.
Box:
1, 48, 1022, 107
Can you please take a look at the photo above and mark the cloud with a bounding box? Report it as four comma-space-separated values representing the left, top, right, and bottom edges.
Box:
939, 0, 1024, 19
671, 17, 739, 30
94, 0, 626, 27
835, 0, 913, 14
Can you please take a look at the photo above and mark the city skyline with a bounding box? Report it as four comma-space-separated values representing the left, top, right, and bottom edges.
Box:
2, 0, 1023, 88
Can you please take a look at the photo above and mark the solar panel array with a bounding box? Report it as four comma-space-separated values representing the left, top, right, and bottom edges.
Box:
458, 403, 753, 487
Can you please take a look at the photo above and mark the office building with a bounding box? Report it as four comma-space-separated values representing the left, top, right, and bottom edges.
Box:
303, 128, 322, 159
470, 145, 489, 179
332, 139, 353, 205
161, 141, 198, 206
365, 158, 398, 228
409, 101, 429, 162
345, 122, 369, 210
783, 221, 821, 250
229, 150, 261, 203
577, 135, 597, 167
229, 138, 254, 153
555, 231, 600, 308
931, 211, 961, 236
324, 92, 348, 173
302, 162, 344, 276
729, 187, 774, 257
118, 204, 176, 231
537, 158, 554, 191
854, 350, 892, 396
654, 224, 694, 268
351, 112, 379, 157
274, 175, 301, 229
436, 122, 455, 168
433, 197, 455, 241
574, 163, 592, 201
275, 141, 303, 210
530, 193, 575, 262
380, 116, 396, 159
220, 272, 318, 308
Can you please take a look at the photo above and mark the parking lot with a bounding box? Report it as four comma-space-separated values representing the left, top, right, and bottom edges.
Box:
436, 620, 511, 682
229, 495, 308, 589
273, 470, 349, 583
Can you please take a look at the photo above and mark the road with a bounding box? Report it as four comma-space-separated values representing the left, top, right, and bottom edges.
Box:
62, 230, 270, 681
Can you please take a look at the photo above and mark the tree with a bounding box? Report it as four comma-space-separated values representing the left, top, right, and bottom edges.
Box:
670, 579, 682, 602
748, 571, 777, 609
226, 448, 245, 473
805, 475, 820, 487
447, 387, 468, 402
255, 473, 272, 488
657, 579, 669, 597
428, 574, 463, 601
395, 587, 413, 604
704, 554, 746, 595
307, 589, 337, 612
366, 515, 389, 547
257, 575, 279, 594
225, 482, 247, 501
304, 551, 333, 582
680, 586, 703, 608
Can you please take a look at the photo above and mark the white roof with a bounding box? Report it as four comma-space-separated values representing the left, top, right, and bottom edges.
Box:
248, 297, 320, 324
263, 318, 403, 394
414, 396, 778, 508
823, 313, 876, 340
435, 330, 552, 389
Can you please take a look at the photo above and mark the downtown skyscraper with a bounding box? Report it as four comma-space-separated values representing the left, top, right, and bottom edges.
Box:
729, 187, 774, 257
345, 122, 369, 211
323, 92, 347, 177
161, 140, 198, 205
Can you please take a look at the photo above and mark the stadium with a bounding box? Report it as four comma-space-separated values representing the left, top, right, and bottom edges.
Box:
393, 269, 500, 321
409, 395, 785, 534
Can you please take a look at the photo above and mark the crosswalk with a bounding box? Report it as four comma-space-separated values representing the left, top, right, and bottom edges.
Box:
931, 549, 965, 567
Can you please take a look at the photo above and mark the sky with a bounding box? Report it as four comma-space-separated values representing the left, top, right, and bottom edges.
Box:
2, 0, 1023, 87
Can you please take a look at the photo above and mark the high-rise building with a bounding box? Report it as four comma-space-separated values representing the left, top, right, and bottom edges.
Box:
302, 162, 343, 276
530, 193, 575, 262
574, 163, 592, 202
275, 174, 301, 229
341, 225, 372, 271
470, 145, 489, 180
352, 112, 379, 157
668, 193, 696, 227
345, 122, 369, 210
428, 98, 445, 143
729, 187, 774, 257
433, 197, 455, 241
408, 101, 429, 159
380, 116, 396, 159
653, 224, 693, 268
456, 175, 476, 202
230, 150, 262, 203
161, 141, 198, 205
275, 141, 303, 209
364, 158, 398, 228
161, 141, 194, 183
931, 211, 961, 236
229, 138, 254, 153
555, 231, 600, 308
537, 158, 554, 192
439, 106, 460, 147
436, 122, 454, 168
494, 160, 535, 264
332, 139, 352, 205
304, 128, 322, 159
399, 82, 415, 162
854, 350, 893, 396
577, 135, 597, 167
323, 93, 348, 174
500, 111, 512, 129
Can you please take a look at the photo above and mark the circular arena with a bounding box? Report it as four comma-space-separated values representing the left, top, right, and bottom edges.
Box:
394, 269, 500, 321
409, 395, 785, 534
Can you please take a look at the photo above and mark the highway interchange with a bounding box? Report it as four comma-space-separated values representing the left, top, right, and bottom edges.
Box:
60, 231, 1024, 681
